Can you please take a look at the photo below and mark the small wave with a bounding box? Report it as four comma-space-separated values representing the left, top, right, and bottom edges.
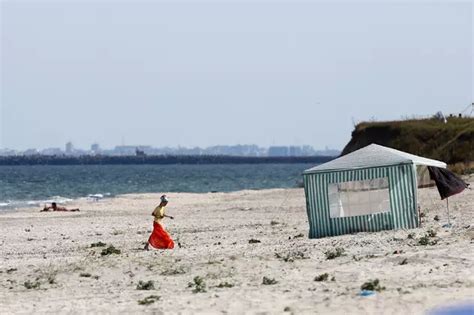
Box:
44, 196, 74, 204
0, 196, 75, 210
88, 194, 104, 199
26, 196, 74, 207
87, 192, 113, 201
0, 200, 30, 210
1, 193, 113, 210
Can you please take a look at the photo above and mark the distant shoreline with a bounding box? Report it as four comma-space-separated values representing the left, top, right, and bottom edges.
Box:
0, 155, 335, 166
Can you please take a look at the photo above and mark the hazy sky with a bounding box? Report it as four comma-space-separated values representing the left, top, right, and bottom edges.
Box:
1, 1, 472, 150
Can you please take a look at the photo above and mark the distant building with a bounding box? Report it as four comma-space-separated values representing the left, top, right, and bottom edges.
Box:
0, 149, 17, 156
289, 146, 303, 156
16, 143, 331, 157
135, 148, 146, 157
72, 149, 88, 156
268, 146, 289, 157
23, 149, 40, 156
314, 148, 341, 156
203, 145, 260, 156
113, 146, 136, 156
41, 148, 63, 156
114, 145, 152, 156
65, 142, 74, 154
91, 143, 100, 154
301, 145, 316, 156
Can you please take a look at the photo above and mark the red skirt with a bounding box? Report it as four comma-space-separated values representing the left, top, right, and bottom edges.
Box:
148, 222, 174, 249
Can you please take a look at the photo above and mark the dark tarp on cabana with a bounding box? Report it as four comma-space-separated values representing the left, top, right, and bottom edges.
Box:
428, 166, 470, 200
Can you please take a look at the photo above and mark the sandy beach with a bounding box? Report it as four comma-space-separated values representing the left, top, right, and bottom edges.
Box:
0, 177, 473, 315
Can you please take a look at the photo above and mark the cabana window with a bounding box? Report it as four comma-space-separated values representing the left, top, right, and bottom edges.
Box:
328, 177, 391, 218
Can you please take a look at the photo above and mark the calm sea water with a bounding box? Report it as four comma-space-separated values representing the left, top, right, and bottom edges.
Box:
0, 164, 313, 209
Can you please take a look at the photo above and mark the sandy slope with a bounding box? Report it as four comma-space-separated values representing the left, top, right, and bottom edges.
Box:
0, 177, 473, 314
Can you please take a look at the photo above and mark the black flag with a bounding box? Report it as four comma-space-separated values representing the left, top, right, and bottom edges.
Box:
428, 166, 469, 200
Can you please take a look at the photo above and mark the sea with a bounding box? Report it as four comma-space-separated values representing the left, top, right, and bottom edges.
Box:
0, 163, 314, 209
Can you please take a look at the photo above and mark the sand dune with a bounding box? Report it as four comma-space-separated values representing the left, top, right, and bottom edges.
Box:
0, 178, 473, 314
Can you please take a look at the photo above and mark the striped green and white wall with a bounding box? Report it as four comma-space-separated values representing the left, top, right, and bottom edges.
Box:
303, 163, 418, 238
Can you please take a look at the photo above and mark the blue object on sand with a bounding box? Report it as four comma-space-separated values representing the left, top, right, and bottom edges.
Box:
428, 303, 474, 315
359, 290, 376, 297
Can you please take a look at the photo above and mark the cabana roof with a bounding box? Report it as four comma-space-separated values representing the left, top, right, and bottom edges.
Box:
305, 144, 446, 173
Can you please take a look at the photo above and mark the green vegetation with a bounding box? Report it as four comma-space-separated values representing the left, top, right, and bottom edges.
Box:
324, 248, 345, 260
100, 245, 121, 256
24, 280, 41, 289
216, 282, 234, 288
188, 276, 206, 293
137, 295, 160, 305
41, 268, 57, 284
342, 117, 474, 171
418, 230, 438, 246
137, 280, 155, 290
161, 267, 186, 276
418, 235, 438, 246
361, 279, 385, 292
275, 250, 308, 262
418, 236, 430, 246
314, 273, 329, 282
262, 277, 278, 285
90, 242, 106, 248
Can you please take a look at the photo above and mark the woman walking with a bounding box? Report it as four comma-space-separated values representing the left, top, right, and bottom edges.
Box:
144, 195, 175, 250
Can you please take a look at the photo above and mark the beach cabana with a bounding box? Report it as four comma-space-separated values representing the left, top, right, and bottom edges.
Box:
303, 144, 449, 238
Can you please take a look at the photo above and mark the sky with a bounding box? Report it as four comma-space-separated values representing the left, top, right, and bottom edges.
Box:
1, 1, 472, 151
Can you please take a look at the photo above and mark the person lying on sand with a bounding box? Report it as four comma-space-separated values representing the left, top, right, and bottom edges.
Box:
40, 202, 80, 212
144, 195, 174, 250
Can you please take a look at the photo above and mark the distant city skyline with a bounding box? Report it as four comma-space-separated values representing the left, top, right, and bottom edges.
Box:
1, 1, 472, 150
0, 142, 340, 157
